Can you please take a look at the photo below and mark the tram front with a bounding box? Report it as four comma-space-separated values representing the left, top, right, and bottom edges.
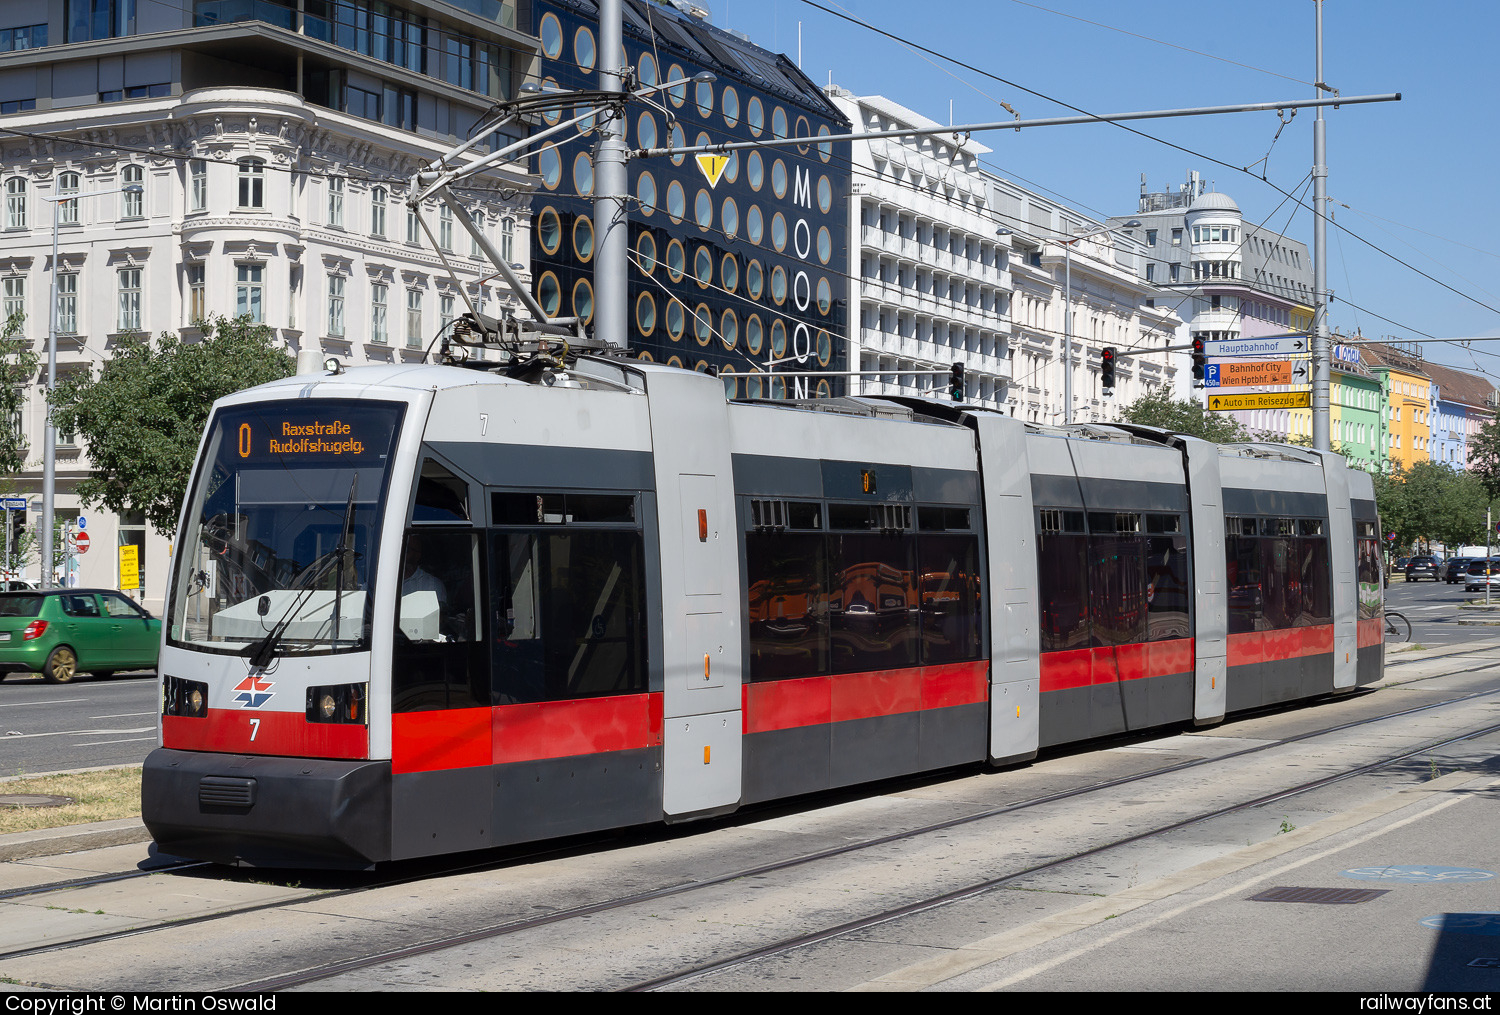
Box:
143, 381, 418, 868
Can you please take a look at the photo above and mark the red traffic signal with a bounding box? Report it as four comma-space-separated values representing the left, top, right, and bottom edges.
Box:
1191, 337, 1207, 382
1101, 347, 1117, 392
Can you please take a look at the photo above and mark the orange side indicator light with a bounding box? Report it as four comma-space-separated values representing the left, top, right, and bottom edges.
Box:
698, 509, 708, 541
704, 653, 710, 681
703, 745, 711, 765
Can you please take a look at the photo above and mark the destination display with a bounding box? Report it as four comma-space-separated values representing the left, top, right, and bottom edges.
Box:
1207, 391, 1312, 411
1204, 359, 1309, 388
218, 402, 405, 464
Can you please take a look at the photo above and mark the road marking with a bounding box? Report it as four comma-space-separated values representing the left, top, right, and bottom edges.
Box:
2, 726, 154, 739
0, 698, 88, 708
89, 712, 156, 720
75, 736, 156, 746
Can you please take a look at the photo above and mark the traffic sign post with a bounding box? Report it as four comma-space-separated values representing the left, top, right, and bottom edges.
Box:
1204, 335, 1310, 358
1207, 391, 1313, 411
1204, 359, 1308, 388
73, 530, 90, 555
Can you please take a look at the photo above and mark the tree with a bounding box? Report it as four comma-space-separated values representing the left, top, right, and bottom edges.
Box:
0, 311, 39, 477
48, 316, 294, 534
1117, 386, 1254, 443
1470, 415, 1500, 501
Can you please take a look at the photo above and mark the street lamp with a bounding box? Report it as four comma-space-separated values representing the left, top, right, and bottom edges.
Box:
38, 184, 141, 588
1044, 219, 1139, 424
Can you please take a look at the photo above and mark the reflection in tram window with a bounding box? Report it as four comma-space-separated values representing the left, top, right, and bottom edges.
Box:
392, 530, 486, 712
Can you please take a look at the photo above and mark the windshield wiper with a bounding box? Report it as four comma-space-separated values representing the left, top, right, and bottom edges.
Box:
245, 475, 360, 668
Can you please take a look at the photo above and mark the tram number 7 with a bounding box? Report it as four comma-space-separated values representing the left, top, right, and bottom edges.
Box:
249, 717, 260, 742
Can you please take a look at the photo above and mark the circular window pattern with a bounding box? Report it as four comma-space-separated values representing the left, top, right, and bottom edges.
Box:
817, 225, 832, 264
721, 366, 737, 399
770, 375, 787, 401
669, 122, 686, 165
770, 319, 787, 357
637, 172, 657, 216
745, 370, 764, 399
794, 114, 811, 154
724, 150, 740, 184
539, 77, 561, 124
637, 111, 658, 150
817, 329, 833, 366
721, 197, 739, 240
666, 179, 686, 223
666, 238, 686, 281
746, 259, 764, 300
666, 298, 685, 340
574, 26, 596, 71
817, 175, 832, 214
695, 79, 714, 118
666, 355, 684, 369
746, 205, 764, 245
537, 271, 561, 316
747, 96, 764, 136
694, 188, 713, 231
537, 206, 562, 255
772, 105, 788, 139
573, 152, 594, 196
638, 52, 658, 87
667, 64, 687, 107
771, 159, 788, 199
694, 245, 713, 288
721, 253, 739, 293
572, 278, 594, 324
815, 378, 831, 399
573, 215, 595, 262
693, 303, 713, 346
746, 315, 764, 356
538, 144, 561, 190
747, 151, 764, 191
637, 350, 654, 363
722, 86, 740, 128
636, 292, 657, 335
539, 13, 563, 58
720, 309, 738, 350
770, 212, 788, 252
817, 124, 833, 162
816, 276, 831, 314
770, 265, 788, 305
636, 230, 658, 274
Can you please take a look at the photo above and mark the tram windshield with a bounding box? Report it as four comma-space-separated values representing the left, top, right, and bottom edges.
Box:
167, 399, 406, 657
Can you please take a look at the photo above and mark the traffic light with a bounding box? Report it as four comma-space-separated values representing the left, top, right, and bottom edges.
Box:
1191, 337, 1206, 385
949, 362, 965, 401
9, 509, 23, 551
1101, 347, 1117, 394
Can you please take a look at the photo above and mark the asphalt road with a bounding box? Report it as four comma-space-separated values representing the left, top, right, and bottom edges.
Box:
1383, 574, 1495, 648
0, 670, 157, 778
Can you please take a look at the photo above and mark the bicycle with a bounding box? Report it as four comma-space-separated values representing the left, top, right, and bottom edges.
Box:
1383, 610, 1411, 643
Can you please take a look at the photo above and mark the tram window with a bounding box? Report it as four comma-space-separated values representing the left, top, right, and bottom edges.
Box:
492, 491, 635, 525
1088, 525, 1146, 646
916, 534, 981, 664
392, 531, 487, 713
1146, 532, 1191, 641
413, 458, 469, 522
1037, 529, 1088, 652
918, 506, 970, 532
746, 531, 830, 681
489, 530, 646, 704
828, 532, 917, 673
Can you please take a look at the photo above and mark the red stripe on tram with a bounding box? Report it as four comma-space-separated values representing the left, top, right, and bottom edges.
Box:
742, 661, 989, 734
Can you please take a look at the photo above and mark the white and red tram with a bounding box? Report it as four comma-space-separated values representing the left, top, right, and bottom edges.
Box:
143, 358, 1384, 867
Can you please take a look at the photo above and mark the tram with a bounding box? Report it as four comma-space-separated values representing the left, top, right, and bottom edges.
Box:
142, 357, 1384, 868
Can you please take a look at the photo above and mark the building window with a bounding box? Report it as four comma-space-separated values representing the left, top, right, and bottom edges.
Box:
0, 24, 48, 51
189, 160, 206, 212
1171, 228, 1182, 246
2, 277, 23, 324
121, 164, 143, 219
57, 172, 80, 225
1145, 262, 1154, 283
440, 294, 455, 333
1146, 229, 1157, 246
5, 178, 26, 229
235, 264, 263, 323
327, 176, 344, 228
370, 186, 386, 238
117, 267, 141, 331
237, 158, 264, 209
56, 273, 78, 333
439, 205, 453, 251
500, 217, 515, 262
470, 211, 483, 257
186, 264, 205, 323
371, 283, 388, 343
327, 275, 345, 336
405, 289, 422, 347
406, 204, 419, 244
66, 0, 136, 43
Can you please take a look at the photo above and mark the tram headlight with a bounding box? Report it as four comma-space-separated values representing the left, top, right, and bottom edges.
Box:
162, 675, 209, 718
306, 682, 367, 725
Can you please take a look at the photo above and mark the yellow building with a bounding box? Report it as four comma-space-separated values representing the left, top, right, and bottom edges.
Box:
1363, 343, 1432, 471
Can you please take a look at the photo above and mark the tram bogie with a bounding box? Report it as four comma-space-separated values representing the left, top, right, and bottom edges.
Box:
142, 359, 1382, 868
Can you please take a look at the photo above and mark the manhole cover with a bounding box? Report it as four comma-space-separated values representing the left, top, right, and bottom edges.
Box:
0, 794, 74, 809
1249, 886, 1390, 904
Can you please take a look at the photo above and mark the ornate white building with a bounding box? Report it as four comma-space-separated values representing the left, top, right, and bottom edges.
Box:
0, 0, 536, 609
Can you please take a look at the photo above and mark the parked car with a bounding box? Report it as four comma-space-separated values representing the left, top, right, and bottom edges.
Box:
1406, 555, 1441, 582
1445, 558, 1474, 584
0, 589, 160, 683
1465, 560, 1500, 593
0, 580, 35, 591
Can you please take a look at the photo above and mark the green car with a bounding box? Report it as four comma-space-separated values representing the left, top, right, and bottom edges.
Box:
0, 589, 161, 683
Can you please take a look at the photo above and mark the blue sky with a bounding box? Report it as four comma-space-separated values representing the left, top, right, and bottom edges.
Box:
700, 0, 1499, 377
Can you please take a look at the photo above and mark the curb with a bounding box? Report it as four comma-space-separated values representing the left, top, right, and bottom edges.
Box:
0, 816, 152, 863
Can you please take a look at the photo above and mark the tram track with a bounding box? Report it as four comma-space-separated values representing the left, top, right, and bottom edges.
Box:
4, 662, 1497, 991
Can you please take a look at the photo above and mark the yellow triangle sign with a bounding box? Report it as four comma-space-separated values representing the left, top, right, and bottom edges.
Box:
696, 153, 730, 189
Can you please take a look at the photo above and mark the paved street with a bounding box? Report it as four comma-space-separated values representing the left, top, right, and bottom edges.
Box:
0, 672, 157, 777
